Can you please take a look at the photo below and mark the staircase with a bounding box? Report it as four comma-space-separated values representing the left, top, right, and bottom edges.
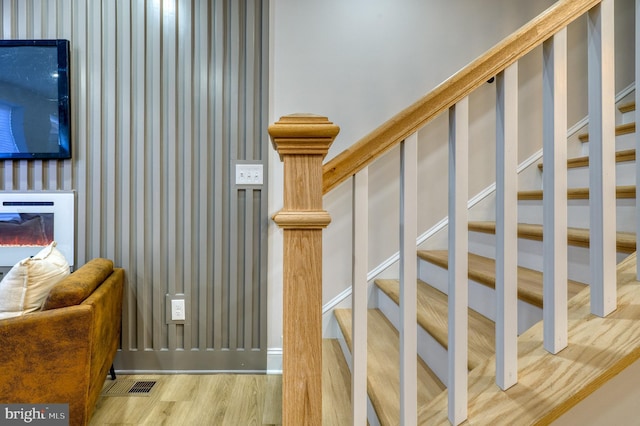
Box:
326, 101, 640, 424
269, 1, 640, 424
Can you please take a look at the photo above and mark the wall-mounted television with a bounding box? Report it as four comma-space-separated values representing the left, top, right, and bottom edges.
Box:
0, 39, 71, 160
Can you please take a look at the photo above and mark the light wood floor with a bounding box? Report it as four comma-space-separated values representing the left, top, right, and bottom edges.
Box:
90, 374, 283, 425
90, 340, 352, 425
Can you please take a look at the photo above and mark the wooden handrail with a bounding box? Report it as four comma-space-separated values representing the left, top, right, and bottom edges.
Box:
322, 0, 601, 194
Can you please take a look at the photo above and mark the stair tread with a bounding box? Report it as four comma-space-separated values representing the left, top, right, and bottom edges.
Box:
322, 339, 352, 425
334, 308, 445, 425
537, 148, 635, 170
415, 250, 587, 309
418, 253, 640, 424
375, 278, 496, 370
518, 185, 636, 200
578, 121, 635, 142
468, 220, 636, 254
618, 101, 635, 113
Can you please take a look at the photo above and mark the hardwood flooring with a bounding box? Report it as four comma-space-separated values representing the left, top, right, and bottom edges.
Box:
91, 339, 352, 425
90, 374, 282, 425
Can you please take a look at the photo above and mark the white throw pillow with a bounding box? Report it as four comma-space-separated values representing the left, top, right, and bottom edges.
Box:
0, 242, 70, 320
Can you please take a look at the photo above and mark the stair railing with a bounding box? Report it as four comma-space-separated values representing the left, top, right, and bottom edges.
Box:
270, 0, 620, 424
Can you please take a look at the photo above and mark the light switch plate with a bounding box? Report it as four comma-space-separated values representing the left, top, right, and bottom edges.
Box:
235, 164, 263, 185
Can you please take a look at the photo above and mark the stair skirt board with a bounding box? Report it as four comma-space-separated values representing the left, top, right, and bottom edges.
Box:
414, 263, 543, 335
467, 231, 629, 285
335, 333, 383, 426
517, 198, 636, 233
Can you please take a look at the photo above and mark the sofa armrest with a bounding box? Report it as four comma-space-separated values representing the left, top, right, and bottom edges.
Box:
0, 305, 93, 410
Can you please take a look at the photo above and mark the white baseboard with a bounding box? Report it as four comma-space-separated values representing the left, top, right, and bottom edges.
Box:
267, 348, 283, 374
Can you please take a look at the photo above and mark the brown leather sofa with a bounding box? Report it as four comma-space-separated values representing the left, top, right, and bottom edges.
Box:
0, 258, 124, 426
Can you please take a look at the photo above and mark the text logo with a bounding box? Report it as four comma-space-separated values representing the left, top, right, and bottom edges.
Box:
0, 404, 68, 425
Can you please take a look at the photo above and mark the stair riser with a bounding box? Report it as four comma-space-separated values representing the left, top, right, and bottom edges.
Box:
377, 287, 449, 386
416, 260, 543, 334
620, 109, 635, 124
468, 231, 629, 284
581, 131, 636, 155
517, 198, 636, 233
564, 161, 636, 188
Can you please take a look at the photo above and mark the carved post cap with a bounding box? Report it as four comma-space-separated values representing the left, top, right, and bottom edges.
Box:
268, 114, 340, 160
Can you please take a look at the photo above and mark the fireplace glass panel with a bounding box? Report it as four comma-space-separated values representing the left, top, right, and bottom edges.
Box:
0, 212, 54, 247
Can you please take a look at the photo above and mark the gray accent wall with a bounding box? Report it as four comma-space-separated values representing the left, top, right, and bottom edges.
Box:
0, 0, 269, 371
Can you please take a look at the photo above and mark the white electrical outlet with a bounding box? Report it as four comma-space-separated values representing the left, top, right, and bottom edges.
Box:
235, 164, 263, 185
171, 299, 185, 321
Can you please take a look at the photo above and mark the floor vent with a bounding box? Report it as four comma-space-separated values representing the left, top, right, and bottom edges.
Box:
101, 380, 157, 397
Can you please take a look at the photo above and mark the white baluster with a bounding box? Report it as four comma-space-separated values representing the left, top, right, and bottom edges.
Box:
495, 63, 518, 388
542, 27, 568, 354
400, 134, 418, 426
449, 99, 468, 425
352, 169, 368, 425
588, 0, 617, 317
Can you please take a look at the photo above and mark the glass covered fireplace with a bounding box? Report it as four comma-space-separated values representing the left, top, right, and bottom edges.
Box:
0, 192, 74, 268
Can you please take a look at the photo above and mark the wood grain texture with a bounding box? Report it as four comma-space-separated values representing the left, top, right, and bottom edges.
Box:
517, 185, 636, 200
468, 221, 636, 253
538, 148, 635, 170
269, 114, 339, 426
618, 101, 636, 113
335, 308, 445, 426
416, 251, 586, 309
375, 279, 496, 370
90, 374, 273, 425
417, 253, 640, 425
322, 339, 352, 425
322, 0, 601, 194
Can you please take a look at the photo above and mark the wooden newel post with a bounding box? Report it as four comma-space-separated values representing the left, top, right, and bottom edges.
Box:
268, 114, 340, 426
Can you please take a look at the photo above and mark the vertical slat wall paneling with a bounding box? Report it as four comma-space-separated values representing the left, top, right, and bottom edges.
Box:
636, 0, 639, 280
103, 0, 116, 262
495, 63, 518, 390
228, 0, 240, 354
240, 0, 252, 351
73, 0, 88, 267
400, 134, 418, 426
148, 0, 163, 353
212, 0, 225, 353
178, 0, 193, 352
258, 2, 270, 353
0, 0, 269, 371
132, 0, 147, 353
88, 0, 102, 260
448, 98, 469, 426
542, 28, 568, 354
195, 0, 210, 352
352, 169, 368, 426
116, 0, 133, 355
588, 0, 617, 317
164, 0, 179, 351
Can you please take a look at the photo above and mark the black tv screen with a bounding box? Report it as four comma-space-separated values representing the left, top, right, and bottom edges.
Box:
0, 39, 71, 160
